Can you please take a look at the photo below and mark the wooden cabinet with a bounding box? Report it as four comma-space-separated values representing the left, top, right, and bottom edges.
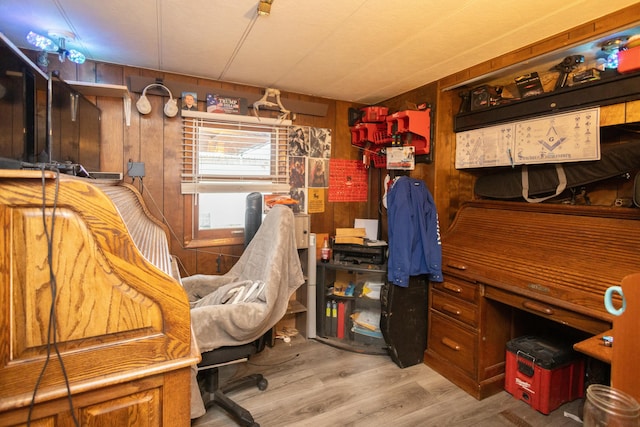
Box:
0, 172, 199, 426
1, 372, 190, 426
424, 274, 511, 399
612, 272, 640, 403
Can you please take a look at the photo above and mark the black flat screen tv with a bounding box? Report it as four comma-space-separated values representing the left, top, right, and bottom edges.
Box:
0, 31, 48, 164
0, 32, 101, 172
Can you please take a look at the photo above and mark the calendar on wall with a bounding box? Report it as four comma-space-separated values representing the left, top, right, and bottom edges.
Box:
455, 107, 600, 169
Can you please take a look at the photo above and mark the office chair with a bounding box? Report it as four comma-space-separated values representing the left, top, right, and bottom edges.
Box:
183, 205, 304, 425
196, 337, 268, 426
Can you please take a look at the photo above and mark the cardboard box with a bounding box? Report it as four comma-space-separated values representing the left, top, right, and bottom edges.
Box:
505, 336, 584, 414
334, 228, 366, 245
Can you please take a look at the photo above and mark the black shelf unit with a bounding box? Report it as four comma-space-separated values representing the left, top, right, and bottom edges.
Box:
315, 261, 387, 355
455, 71, 640, 132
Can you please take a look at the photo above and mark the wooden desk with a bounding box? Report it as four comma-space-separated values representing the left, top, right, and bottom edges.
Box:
0, 172, 198, 426
573, 330, 613, 364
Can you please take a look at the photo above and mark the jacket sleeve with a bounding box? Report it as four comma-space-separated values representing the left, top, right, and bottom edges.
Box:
387, 178, 412, 287
418, 185, 443, 282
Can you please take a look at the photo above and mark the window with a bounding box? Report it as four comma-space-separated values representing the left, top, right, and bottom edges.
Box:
182, 112, 290, 247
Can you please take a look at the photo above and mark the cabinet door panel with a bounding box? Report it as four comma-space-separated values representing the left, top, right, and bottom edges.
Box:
81, 388, 161, 427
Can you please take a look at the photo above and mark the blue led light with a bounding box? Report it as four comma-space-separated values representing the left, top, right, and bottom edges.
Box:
606, 51, 619, 69
26, 31, 86, 65
67, 49, 86, 64
26, 31, 56, 51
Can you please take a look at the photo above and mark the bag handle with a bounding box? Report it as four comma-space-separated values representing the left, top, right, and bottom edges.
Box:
521, 164, 567, 203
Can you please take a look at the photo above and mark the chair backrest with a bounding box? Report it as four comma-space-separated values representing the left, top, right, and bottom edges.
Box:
244, 192, 263, 247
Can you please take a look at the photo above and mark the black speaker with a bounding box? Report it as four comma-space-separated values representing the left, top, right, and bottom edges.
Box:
380, 275, 428, 368
244, 192, 263, 247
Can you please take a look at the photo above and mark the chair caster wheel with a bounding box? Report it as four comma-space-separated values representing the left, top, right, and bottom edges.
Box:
257, 378, 268, 391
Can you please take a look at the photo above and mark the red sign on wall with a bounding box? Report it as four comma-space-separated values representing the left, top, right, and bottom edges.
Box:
328, 159, 369, 202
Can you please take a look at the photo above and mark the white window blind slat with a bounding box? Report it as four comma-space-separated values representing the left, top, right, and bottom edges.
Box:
181, 114, 291, 194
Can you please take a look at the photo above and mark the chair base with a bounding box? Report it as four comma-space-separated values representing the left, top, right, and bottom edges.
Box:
200, 369, 268, 427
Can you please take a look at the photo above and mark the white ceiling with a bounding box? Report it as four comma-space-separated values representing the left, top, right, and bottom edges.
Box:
0, 0, 639, 104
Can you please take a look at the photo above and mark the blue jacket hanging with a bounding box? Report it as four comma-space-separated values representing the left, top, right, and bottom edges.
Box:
387, 176, 443, 286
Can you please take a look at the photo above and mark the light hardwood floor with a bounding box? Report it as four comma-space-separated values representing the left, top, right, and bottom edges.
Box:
191, 337, 585, 427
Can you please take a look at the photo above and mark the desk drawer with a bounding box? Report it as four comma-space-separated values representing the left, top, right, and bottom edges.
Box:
432, 276, 478, 304
484, 285, 610, 335
431, 289, 478, 328
428, 311, 476, 377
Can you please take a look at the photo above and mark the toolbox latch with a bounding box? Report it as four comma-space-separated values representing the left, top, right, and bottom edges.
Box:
516, 350, 535, 377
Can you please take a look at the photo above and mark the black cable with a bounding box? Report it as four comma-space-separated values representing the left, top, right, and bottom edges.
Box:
28, 168, 79, 427
138, 180, 242, 277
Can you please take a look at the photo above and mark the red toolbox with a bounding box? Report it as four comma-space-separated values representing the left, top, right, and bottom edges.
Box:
350, 122, 390, 147
360, 106, 389, 122
618, 46, 640, 74
505, 336, 585, 415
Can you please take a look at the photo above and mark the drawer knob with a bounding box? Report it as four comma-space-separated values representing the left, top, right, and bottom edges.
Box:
441, 337, 461, 351
442, 304, 462, 316
522, 300, 554, 315
443, 283, 462, 293
447, 263, 467, 270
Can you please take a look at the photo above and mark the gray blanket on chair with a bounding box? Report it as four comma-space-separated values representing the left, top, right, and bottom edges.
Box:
181, 205, 305, 418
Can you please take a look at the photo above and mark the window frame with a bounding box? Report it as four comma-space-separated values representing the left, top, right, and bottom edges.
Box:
181, 111, 291, 247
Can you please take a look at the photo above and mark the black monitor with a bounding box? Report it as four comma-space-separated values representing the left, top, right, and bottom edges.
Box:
0, 31, 48, 164
0, 32, 101, 173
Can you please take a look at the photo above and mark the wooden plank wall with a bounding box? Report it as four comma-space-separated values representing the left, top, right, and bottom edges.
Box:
21, 3, 640, 274
30, 53, 371, 277
378, 3, 640, 232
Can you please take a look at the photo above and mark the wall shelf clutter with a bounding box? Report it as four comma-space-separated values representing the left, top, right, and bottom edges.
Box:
128, 75, 329, 117
454, 70, 640, 132
350, 107, 432, 167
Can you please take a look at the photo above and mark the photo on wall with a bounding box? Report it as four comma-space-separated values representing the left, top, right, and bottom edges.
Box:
309, 158, 329, 188
289, 187, 307, 214
288, 126, 309, 156
309, 127, 331, 158
182, 92, 198, 111
289, 156, 306, 188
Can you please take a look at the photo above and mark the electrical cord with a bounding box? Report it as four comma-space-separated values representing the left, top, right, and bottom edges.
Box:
138, 180, 241, 277
28, 167, 79, 427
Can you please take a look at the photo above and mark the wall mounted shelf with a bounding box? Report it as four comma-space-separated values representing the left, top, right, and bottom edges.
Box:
454, 71, 640, 132
128, 75, 329, 118
67, 80, 132, 126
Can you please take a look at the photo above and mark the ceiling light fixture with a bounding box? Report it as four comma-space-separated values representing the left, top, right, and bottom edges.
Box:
600, 36, 629, 70
26, 31, 86, 68
257, 0, 274, 16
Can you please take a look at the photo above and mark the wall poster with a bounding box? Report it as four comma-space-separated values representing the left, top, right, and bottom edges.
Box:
328, 159, 368, 202
287, 126, 332, 213
455, 107, 600, 169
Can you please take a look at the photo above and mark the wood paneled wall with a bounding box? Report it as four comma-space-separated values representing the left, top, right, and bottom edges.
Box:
372, 3, 640, 232
31, 54, 374, 277
22, 3, 640, 275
